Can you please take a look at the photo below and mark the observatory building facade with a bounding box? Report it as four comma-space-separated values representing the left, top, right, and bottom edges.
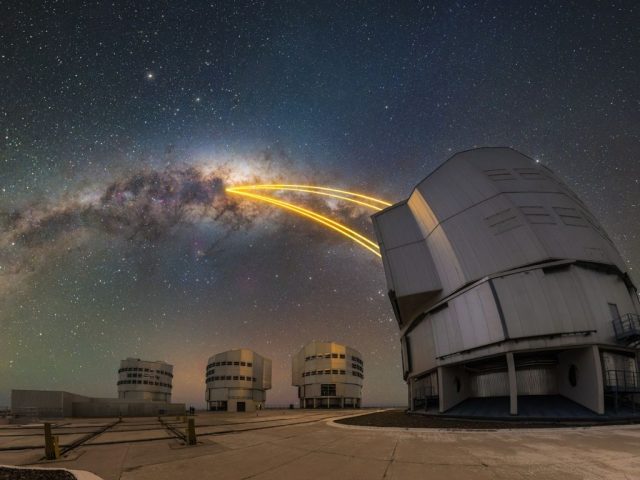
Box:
117, 358, 173, 402
372, 147, 640, 417
292, 341, 364, 408
205, 349, 272, 412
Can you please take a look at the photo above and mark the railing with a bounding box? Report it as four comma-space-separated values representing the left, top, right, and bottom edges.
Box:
604, 369, 640, 393
412, 385, 439, 410
612, 313, 640, 343
414, 385, 439, 399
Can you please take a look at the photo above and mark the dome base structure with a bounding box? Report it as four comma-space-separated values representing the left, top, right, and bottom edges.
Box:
117, 358, 174, 403
292, 341, 363, 409
205, 349, 272, 413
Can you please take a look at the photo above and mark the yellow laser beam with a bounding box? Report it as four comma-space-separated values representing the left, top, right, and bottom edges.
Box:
226, 188, 381, 257
231, 185, 383, 211
229, 184, 392, 207
227, 188, 379, 249
227, 188, 379, 251
228, 189, 379, 250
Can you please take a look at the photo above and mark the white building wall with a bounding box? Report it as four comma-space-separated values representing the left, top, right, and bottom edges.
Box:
292, 341, 363, 408
405, 317, 436, 374
11, 390, 89, 418
205, 349, 271, 412
558, 346, 604, 414
374, 148, 630, 328
11, 390, 185, 418
406, 263, 638, 373
117, 358, 173, 402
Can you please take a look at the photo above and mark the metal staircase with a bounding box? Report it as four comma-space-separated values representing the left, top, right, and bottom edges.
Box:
608, 313, 640, 413
612, 313, 640, 347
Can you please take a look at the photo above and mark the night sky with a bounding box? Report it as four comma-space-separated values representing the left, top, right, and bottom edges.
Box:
1, 2, 638, 408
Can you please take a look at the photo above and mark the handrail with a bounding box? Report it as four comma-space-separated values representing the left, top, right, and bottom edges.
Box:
612, 313, 640, 340
604, 369, 639, 393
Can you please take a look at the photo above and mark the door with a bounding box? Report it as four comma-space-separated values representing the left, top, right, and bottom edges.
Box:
237, 402, 246, 412
608, 303, 620, 320
609, 303, 622, 336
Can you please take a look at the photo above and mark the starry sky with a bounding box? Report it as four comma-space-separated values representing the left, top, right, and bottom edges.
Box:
1, 1, 638, 408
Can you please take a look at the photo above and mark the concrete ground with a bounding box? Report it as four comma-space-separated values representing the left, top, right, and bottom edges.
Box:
1, 409, 639, 479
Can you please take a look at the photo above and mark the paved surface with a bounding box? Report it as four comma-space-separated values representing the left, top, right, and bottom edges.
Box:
1, 410, 639, 479
337, 409, 640, 429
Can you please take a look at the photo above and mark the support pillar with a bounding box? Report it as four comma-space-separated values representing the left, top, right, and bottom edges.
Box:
409, 378, 414, 411
437, 367, 445, 413
44, 423, 60, 460
591, 345, 605, 415
186, 418, 196, 445
313, 398, 317, 409
341, 398, 344, 408
506, 352, 518, 415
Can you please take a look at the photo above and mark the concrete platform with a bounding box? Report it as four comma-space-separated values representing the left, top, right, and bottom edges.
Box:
429, 396, 640, 421
0, 409, 638, 479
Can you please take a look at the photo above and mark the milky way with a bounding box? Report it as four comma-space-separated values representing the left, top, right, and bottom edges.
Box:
1, 160, 376, 290
2, 166, 242, 279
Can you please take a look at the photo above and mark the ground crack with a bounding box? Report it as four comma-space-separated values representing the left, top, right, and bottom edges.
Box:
382, 439, 399, 478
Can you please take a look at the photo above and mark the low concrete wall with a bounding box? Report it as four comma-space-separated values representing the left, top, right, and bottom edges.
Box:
73, 399, 185, 417
11, 389, 184, 418
11, 390, 91, 418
